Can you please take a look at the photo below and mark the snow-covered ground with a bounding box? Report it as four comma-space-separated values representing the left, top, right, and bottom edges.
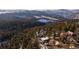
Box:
0, 10, 25, 14
38, 19, 49, 23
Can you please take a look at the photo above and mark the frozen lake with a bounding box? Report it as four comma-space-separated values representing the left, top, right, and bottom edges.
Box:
38, 19, 49, 23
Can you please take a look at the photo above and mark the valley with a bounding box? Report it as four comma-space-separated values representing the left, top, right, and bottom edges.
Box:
0, 9, 78, 49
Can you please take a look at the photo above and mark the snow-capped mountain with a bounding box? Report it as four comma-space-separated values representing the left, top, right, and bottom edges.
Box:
0, 9, 79, 21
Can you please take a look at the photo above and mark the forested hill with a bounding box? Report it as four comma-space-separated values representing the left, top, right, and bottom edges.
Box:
0, 19, 79, 49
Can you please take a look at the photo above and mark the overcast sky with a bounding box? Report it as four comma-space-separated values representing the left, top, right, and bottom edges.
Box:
0, 0, 79, 10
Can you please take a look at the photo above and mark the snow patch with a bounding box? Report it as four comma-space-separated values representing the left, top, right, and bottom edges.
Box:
38, 19, 49, 23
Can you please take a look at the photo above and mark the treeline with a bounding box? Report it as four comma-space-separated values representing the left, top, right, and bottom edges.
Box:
0, 19, 79, 49
0, 18, 45, 31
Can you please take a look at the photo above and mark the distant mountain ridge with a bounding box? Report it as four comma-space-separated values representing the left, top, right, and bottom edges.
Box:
0, 9, 79, 21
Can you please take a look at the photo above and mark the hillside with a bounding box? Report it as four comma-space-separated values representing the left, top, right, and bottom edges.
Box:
0, 19, 78, 49
0, 9, 79, 49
